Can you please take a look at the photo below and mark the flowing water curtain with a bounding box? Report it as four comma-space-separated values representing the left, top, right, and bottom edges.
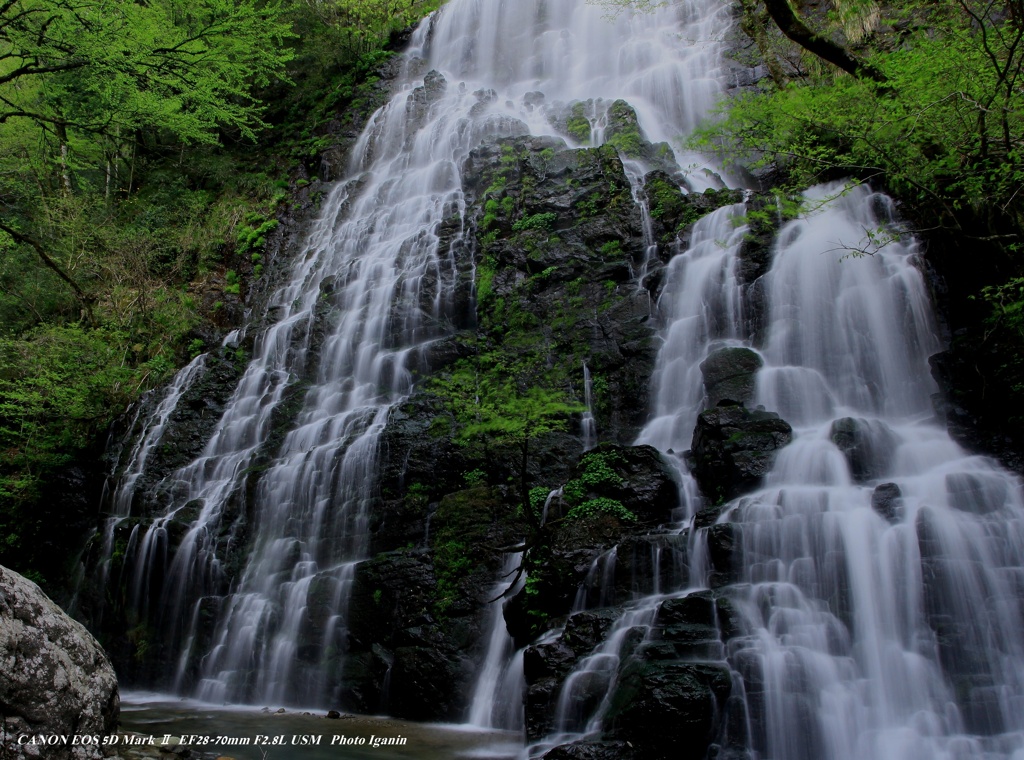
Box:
105, 0, 739, 706
727, 184, 1024, 760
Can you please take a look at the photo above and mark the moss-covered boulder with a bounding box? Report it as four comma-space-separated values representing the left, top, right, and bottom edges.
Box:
643, 171, 743, 249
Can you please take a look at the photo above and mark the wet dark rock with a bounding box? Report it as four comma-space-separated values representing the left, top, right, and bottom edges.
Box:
658, 593, 717, 629
404, 70, 449, 139
829, 417, 898, 482
373, 394, 472, 553
562, 609, 622, 656
701, 347, 764, 408
0, 566, 119, 760
871, 482, 903, 523
601, 533, 689, 604
693, 502, 728, 530
738, 193, 781, 340
523, 639, 578, 740
341, 551, 474, 721
706, 524, 739, 587
606, 660, 732, 759
737, 194, 778, 286
691, 406, 792, 502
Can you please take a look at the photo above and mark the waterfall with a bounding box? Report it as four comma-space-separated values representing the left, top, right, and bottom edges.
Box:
631, 183, 1022, 758
468, 553, 526, 730
581, 363, 597, 451
96, 0, 736, 709
89, 353, 208, 619
725, 184, 1024, 760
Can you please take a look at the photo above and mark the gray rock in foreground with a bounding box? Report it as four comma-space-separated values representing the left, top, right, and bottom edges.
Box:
1, 565, 119, 759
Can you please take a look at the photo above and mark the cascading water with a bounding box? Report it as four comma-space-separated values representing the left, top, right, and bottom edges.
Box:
468, 553, 526, 731
581, 363, 597, 451
544, 181, 1024, 759
723, 184, 1024, 760
89, 353, 208, 619
95, 0, 737, 710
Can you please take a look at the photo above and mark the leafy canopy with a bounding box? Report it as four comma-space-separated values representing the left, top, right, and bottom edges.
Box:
0, 0, 295, 143
692, 0, 1024, 241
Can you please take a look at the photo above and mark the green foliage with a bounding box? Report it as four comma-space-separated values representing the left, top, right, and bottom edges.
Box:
0, 0, 295, 144
0, 0, 444, 584
512, 212, 558, 232
605, 102, 645, 157
981, 277, 1024, 340
237, 218, 280, 254
224, 270, 241, 295
529, 486, 551, 513
561, 449, 624, 504
567, 496, 637, 523
599, 240, 623, 259
693, 0, 1024, 240
0, 324, 181, 570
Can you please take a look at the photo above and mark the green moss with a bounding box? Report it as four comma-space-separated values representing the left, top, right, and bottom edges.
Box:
512, 212, 557, 232
566, 102, 591, 143
567, 496, 637, 522
606, 128, 644, 158
599, 240, 624, 259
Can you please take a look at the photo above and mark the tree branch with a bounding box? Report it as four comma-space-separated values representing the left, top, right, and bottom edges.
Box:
763, 0, 888, 83
0, 219, 94, 323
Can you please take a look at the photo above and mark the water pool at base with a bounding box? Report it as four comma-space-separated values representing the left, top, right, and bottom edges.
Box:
119, 694, 519, 760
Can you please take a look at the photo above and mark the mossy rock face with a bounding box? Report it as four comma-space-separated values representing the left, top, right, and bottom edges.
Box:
643, 171, 743, 248
460, 135, 657, 442
557, 443, 680, 525
690, 405, 792, 502
372, 393, 472, 554
341, 549, 477, 721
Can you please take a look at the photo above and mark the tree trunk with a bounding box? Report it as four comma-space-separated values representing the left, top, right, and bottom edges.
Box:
55, 121, 73, 195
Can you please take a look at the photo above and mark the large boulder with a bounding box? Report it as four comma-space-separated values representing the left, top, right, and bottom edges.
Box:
690, 406, 793, 502
0, 565, 119, 759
